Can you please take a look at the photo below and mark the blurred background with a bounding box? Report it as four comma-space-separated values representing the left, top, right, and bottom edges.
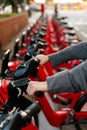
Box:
1, 0, 87, 42
0, 0, 87, 14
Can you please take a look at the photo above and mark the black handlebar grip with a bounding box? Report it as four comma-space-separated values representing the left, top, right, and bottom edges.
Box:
9, 101, 41, 130
34, 91, 44, 97
24, 101, 42, 116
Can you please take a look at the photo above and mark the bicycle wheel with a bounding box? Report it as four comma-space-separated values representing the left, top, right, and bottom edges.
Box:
74, 94, 87, 130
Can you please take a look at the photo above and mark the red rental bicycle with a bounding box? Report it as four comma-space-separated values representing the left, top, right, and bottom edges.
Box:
7, 78, 87, 129
0, 14, 84, 130
0, 50, 86, 130
0, 53, 42, 130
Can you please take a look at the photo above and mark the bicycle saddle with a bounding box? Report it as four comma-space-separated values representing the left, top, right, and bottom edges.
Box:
64, 30, 76, 36
65, 26, 74, 30
65, 39, 78, 44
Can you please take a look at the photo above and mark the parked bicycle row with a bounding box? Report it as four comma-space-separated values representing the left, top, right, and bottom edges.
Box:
0, 12, 86, 130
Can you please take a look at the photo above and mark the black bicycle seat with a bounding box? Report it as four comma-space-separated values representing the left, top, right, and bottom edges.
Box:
64, 31, 76, 36
65, 39, 78, 44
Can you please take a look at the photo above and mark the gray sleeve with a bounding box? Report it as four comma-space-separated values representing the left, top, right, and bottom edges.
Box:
48, 41, 87, 67
47, 60, 87, 94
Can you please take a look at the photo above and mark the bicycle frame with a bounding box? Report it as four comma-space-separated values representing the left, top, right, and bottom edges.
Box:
22, 123, 38, 130
6, 77, 87, 127
35, 91, 87, 127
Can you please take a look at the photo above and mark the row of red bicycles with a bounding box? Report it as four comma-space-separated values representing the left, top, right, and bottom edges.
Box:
0, 13, 86, 130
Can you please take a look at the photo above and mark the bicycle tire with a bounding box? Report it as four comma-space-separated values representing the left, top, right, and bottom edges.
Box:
73, 94, 87, 130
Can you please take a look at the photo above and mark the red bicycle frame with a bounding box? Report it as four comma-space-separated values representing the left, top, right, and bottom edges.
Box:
22, 122, 38, 130
35, 91, 87, 127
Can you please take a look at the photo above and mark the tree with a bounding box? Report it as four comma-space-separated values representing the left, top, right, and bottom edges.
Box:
0, 0, 30, 13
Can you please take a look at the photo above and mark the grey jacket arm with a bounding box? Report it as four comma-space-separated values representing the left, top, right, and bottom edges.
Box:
47, 60, 87, 94
48, 41, 87, 67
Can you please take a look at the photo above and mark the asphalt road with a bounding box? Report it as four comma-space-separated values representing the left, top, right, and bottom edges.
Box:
59, 10, 87, 41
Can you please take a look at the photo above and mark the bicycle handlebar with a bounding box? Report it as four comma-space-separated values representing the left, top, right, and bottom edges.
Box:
7, 78, 44, 110
10, 101, 41, 130
0, 101, 41, 130
14, 57, 40, 79
8, 78, 44, 97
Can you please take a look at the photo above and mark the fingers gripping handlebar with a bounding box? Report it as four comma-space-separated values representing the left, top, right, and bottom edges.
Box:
7, 78, 44, 111
8, 78, 44, 99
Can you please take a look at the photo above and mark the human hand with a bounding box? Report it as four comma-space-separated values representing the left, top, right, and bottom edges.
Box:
36, 54, 49, 65
26, 81, 48, 98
